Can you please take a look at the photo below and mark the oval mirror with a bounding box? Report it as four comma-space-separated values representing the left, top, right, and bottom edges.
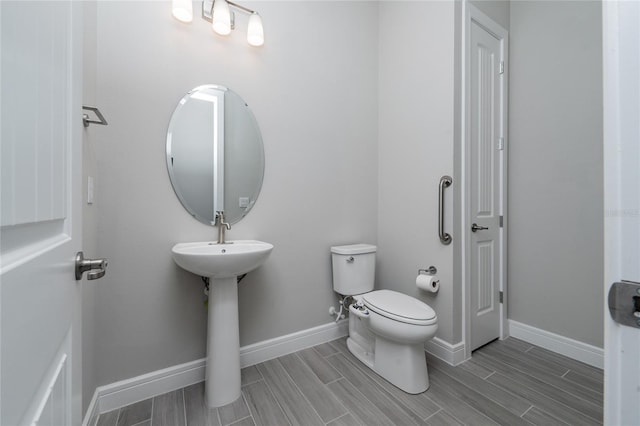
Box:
166, 85, 264, 225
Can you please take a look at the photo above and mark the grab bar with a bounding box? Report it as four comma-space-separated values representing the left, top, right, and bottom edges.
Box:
438, 176, 452, 245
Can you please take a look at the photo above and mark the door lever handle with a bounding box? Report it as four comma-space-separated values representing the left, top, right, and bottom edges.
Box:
471, 223, 489, 232
75, 251, 108, 280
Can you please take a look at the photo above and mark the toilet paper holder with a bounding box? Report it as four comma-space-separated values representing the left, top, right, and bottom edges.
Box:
418, 266, 437, 276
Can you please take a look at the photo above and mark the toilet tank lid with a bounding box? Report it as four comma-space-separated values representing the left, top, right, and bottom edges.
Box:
330, 244, 377, 255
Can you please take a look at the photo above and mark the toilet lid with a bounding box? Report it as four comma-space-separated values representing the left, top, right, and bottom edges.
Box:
363, 290, 436, 324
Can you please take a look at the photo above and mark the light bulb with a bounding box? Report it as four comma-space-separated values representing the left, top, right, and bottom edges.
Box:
171, 0, 193, 23
247, 12, 264, 46
212, 0, 231, 35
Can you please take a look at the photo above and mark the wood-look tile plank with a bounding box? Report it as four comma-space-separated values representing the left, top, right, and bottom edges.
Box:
326, 378, 391, 426
428, 355, 532, 416
278, 353, 347, 422
130, 421, 151, 426
218, 395, 251, 426
183, 382, 220, 426
522, 406, 570, 426
327, 353, 427, 426
242, 381, 290, 426
152, 390, 186, 426
500, 337, 534, 353
328, 337, 350, 354
479, 367, 601, 426
481, 342, 570, 377
256, 359, 324, 426
96, 409, 119, 426
297, 347, 342, 384
314, 341, 340, 357
457, 357, 495, 379
326, 413, 360, 426
424, 410, 464, 426
241, 366, 263, 386
116, 399, 152, 426
227, 417, 255, 426
424, 374, 500, 426
564, 369, 604, 393
329, 336, 440, 420
428, 368, 532, 426
526, 345, 603, 384
476, 348, 603, 410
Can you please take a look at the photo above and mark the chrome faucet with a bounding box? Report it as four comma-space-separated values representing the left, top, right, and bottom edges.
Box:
215, 211, 231, 244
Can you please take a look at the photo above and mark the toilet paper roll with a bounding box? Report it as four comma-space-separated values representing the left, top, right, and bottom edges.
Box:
416, 274, 440, 293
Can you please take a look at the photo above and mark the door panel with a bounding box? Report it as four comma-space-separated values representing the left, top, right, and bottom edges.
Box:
469, 20, 502, 351
1, 1, 82, 425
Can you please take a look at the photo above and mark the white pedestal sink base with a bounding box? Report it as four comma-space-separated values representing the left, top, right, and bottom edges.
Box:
170, 240, 274, 407
205, 276, 241, 407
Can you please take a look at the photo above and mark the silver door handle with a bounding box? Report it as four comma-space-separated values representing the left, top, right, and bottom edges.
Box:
439, 176, 452, 245
75, 251, 108, 280
471, 223, 489, 232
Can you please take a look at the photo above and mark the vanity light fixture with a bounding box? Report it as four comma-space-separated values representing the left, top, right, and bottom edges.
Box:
172, 0, 264, 47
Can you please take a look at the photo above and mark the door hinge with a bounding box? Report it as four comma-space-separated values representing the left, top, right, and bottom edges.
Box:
499, 61, 505, 75
499, 291, 504, 303
499, 216, 503, 228
497, 137, 504, 151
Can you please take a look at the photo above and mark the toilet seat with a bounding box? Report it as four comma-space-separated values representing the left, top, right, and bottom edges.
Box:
363, 290, 437, 326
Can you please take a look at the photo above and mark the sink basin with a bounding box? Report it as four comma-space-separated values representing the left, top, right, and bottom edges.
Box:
171, 240, 273, 278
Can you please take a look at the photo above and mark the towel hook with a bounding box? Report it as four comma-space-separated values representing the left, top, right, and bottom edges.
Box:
82, 106, 108, 128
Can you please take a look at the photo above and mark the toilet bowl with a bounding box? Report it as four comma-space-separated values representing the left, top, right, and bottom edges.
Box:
347, 290, 437, 393
331, 244, 438, 394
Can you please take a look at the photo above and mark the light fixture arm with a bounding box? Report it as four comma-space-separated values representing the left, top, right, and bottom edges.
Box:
202, 0, 256, 22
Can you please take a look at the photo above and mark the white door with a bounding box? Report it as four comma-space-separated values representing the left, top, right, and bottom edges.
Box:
468, 12, 506, 352
1, 2, 83, 425
603, 1, 640, 424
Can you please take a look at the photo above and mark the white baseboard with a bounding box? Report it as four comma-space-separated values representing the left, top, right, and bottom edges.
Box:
508, 319, 604, 369
425, 337, 466, 366
82, 319, 348, 424
240, 319, 348, 367
82, 358, 206, 426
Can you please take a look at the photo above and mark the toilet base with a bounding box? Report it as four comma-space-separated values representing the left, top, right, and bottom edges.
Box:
347, 336, 430, 394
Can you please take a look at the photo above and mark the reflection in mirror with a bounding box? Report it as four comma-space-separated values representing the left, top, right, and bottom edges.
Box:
167, 85, 264, 225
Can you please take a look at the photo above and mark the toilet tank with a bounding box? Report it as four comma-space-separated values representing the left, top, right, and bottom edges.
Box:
331, 244, 376, 296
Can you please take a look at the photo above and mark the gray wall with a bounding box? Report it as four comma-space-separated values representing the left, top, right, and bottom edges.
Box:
377, 1, 457, 344
470, 0, 510, 30
91, 1, 379, 386
508, 1, 603, 347
84, 0, 606, 396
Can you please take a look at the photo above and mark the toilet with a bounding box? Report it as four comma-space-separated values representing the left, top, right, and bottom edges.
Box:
331, 244, 438, 394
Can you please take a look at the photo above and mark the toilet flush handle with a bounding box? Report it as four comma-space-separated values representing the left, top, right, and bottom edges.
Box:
346, 256, 355, 263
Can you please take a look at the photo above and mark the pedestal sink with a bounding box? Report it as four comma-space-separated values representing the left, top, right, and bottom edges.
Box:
171, 240, 273, 407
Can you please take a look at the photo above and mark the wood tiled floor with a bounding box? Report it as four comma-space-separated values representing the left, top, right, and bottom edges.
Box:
96, 337, 603, 426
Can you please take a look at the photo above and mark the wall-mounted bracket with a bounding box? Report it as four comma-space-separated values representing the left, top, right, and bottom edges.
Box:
82, 106, 108, 128
419, 266, 437, 276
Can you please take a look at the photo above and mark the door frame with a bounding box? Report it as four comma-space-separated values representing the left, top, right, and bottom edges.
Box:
460, 2, 509, 360
602, 0, 640, 423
